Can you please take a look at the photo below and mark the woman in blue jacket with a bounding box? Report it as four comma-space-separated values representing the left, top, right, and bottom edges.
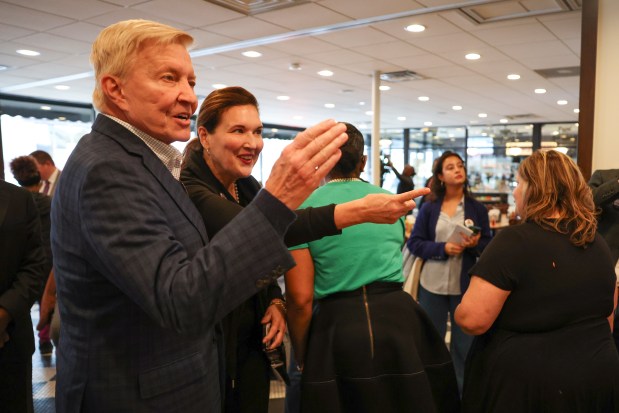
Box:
408, 151, 492, 393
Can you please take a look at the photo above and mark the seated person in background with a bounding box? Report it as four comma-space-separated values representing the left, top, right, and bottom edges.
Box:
286, 123, 460, 413
456, 149, 619, 412
180, 86, 419, 413
407, 151, 492, 393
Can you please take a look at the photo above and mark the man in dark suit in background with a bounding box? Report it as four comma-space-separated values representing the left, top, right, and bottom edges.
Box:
0, 181, 47, 412
29, 150, 61, 197
52, 19, 413, 413
589, 169, 619, 350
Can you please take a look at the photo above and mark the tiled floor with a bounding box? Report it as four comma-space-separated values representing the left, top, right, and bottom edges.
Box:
30, 305, 287, 413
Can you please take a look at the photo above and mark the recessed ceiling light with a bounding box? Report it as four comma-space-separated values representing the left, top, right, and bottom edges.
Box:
465, 53, 480, 60
573, 108, 580, 113
318, 69, 333, 77
0, 65, 8, 71
324, 103, 335, 108
212, 83, 226, 89
365, 111, 373, 116
271, 128, 279, 132
293, 115, 303, 120
40, 105, 51, 110
405, 24, 426, 33
289, 62, 302, 71
507, 74, 520, 80
242, 50, 262, 58
397, 116, 406, 121
424, 121, 433, 126
552, 131, 560, 136
379, 85, 391, 91
534, 88, 547, 94
452, 105, 463, 111
277, 95, 290, 101
359, 101, 366, 106
418, 96, 430, 102
500, 118, 509, 123
557, 100, 568, 105
469, 120, 479, 124
17, 49, 40, 56
478, 113, 488, 118
54, 85, 70, 90
57, 116, 66, 121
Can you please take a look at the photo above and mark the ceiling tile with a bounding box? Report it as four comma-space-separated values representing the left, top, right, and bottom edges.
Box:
203, 17, 288, 40
318, 26, 397, 48
15, 33, 92, 54
318, 0, 423, 19
2, 0, 120, 20
48, 22, 106, 43
134, 0, 244, 28
471, 22, 556, 46
256, 3, 349, 30
0, 2, 74, 31
0, 23, 34, 41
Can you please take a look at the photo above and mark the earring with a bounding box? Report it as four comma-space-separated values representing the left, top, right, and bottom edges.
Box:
441, 180, 444, 187
206, 148, 211, 156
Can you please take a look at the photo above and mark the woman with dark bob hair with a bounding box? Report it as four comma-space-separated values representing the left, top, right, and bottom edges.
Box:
407, 150, 492, 393
180, 86, 424, 413
456, 149, 619, 412
285, 123, 460, 413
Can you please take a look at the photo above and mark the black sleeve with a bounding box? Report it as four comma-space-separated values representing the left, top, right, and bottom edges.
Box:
469, 227, 524, 291
285, 204, 341, 247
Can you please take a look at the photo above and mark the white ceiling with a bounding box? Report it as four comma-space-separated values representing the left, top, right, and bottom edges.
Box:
0, 0, 582, 130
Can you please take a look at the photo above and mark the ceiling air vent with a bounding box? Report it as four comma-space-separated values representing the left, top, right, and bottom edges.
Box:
380, 70, 425, 83
205, 0, 309, 15
534, 66, 580, 78
505, 113, 540, 120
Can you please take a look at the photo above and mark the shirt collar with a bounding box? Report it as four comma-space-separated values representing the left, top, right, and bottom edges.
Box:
103, 114, 182, 180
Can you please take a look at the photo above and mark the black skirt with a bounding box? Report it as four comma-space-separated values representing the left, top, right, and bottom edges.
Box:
301, 282, 460, 413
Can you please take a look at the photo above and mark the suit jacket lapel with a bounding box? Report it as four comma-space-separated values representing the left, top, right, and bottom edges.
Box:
0, 183, 10, 228
92, 115, 208, 244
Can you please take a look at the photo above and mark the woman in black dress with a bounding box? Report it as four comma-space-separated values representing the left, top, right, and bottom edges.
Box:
455, 149, 619, 412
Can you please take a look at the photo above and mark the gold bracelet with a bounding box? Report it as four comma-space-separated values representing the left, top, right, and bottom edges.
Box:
270, 299, 287, 314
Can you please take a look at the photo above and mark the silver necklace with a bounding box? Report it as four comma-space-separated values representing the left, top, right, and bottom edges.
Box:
328, 178, 362, 183
233, 182, 240, 203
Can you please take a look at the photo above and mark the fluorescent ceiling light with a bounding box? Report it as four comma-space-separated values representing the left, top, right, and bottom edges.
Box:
17, 49, 40, 56
405, 24, 426, 32
242, 50, 262, 58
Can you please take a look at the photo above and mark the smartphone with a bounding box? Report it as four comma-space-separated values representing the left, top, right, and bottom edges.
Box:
468, 225, 481, 235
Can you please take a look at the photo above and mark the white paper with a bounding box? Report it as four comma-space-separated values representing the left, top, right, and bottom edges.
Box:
447, 224, 473, 244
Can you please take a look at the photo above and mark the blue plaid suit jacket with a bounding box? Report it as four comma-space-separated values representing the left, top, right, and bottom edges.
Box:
51, 115, 296, 413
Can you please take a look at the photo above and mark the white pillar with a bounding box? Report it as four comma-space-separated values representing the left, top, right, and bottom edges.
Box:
593, 0, 619, 170
371, 70, 381, 185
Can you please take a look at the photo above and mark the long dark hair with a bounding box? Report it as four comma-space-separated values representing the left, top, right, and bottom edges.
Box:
427, 151, 469, 202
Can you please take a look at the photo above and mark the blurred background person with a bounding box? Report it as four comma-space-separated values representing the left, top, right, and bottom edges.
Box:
29, 150, 61, 197
456, 150, 619, 412
181, 87, 421, 413
589, 169, 619, 352
285, 123, 460, 413
407, 150, 492, 394
388, 161, 415, 194
0, 180, 47, 412
10, 155, 55, 355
